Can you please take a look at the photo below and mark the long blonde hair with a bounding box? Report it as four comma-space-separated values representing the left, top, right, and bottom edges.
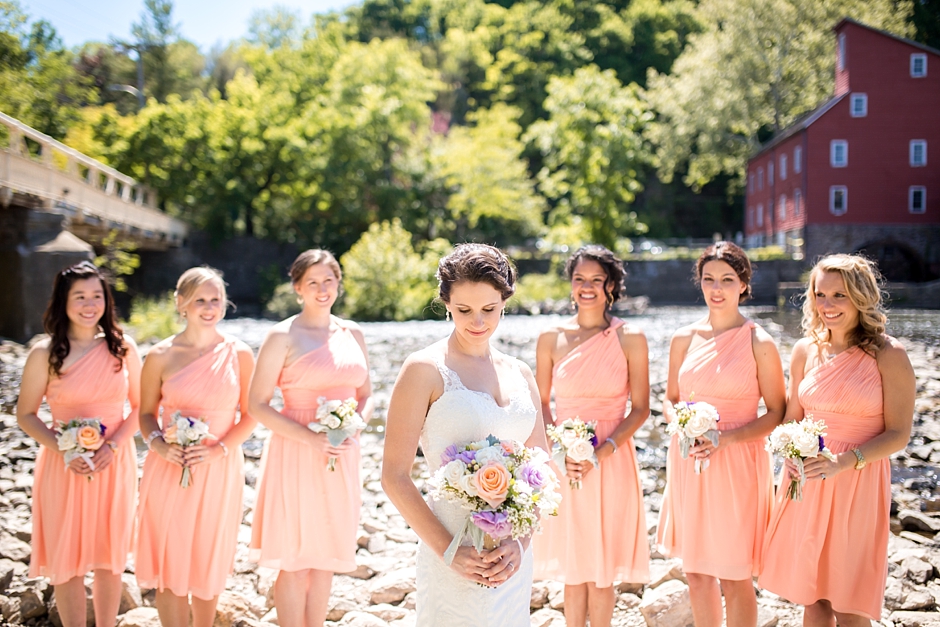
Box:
175, 267, 229, 318
801, 254, 886, 352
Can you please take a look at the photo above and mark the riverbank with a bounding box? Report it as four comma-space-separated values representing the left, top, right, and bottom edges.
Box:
0, 310, 938, 626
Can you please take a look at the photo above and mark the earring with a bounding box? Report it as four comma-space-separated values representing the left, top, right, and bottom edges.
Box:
570, 296, 578, 311
182, 311, 187, 318
446, 310, 451, 321
500, 308, 505, 319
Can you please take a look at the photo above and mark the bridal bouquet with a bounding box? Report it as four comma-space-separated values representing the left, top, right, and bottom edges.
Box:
766, 416, 837, 501
56, 418, 106, 479
308, 397, 365, 471
666, 399, 720, 474
546, 418, 598, 489
429, 435, 561, 567
163, 412, 213, 488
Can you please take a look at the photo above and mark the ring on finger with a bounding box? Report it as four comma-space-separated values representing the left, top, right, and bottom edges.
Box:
508, 562, 515, 571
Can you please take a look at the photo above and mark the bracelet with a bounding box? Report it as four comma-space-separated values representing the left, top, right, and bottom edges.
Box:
605, 437, 619, 453
106, 440, 118, 452
144, 430, 162, 449
852, 447, 867, 470
218, 441, 229, 457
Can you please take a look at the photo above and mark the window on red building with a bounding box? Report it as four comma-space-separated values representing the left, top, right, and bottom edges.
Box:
769, 162, 774, 185
910, 187, 926, 214
831, 140, 848, 167
910, 140, 927, 166
838, 34, 846, 71
779, 194, 787, 220
794, 188, 802, 215
757, 204, 764, 227
850, 93, 867, 117
780, 154, 787, 180
830, 186, 847, 216
794, 146, 802, 173
911, 53, 927, 78
758, 168, 764, 190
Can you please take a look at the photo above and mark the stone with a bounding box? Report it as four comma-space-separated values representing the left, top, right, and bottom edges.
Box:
757, 605, 780, 627
885, 577, 906, 610
368, 569, 416, 605
385, 528, 419, 544
619, 592, 642, 609
890, 611, 940, 627
260, 609, 278, 625
639, 580, 694, 627
348, 563, 376, 580
337, 610, 389, 627
363, 603, 409, 622
530, 580, 550, 610
120, 573, 143, 614
543, 580, 565, 611
118, 607, 162, 627
214, 591, 253, 627
18, 579, 49, 620
2, 595, 20, 623
326, 596, 359, 622
902, 589, 935, 611
900, 510, 940, 534
358, 531, 371, 549
530, 607, 566, 627
256, 567, 277, 609
367, 533, 388, 554
401, 592, 416, 610
388, 616, 416, 627
648, 559, 686, 588
616, 581, 645, 595
48, 588, 95, 627
0, 533, 30, 563
0, 559, 17, 593
900, 531, 936, 546
902, 556, 935, 584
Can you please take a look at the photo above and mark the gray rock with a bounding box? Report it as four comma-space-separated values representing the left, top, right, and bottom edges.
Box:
900, 510, 940, 534
890, 610, 940, 626
118, 607, 162, 627
368, 569, 416, 605
47, 586, 94, 627
327, 596, 359, 622
260, 609, 278, 625
214, 591, 253, 627
529, 607, 566, 627
648, 558, 687, 588
901, 589, 935, 611
757, 605, 780, 627
0, 533, 30, 563
119, 573, 143, 614
530, 581, 550, 610
337, 610, 389, 627
639, 579, 694, 627
18, 579, 48, 620
363, 603, 409, 622
902, 556, 935, 584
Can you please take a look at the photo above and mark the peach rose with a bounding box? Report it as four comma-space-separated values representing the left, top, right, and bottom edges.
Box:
473, 461, 511, 508
163, 422, 179, 444
77, 425, 103, 451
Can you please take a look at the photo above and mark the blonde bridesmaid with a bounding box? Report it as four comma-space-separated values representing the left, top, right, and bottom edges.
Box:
135, 267, 256, 627
532, 245, 650, 627
759, 255, 915, 626
16, 261, 141, 627
657, 242, 786, 627
248, 250, 374, 627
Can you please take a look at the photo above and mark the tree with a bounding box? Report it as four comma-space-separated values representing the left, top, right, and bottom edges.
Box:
645, 0, 913, 192
525, 65, 650, 249
247, 6, 302, 49
910, 0, 940, 49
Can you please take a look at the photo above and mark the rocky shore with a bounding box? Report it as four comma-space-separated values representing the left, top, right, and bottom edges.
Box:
0, 310, 938, 627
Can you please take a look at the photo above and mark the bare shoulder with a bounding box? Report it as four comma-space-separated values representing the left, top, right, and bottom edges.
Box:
143, 335, 176, 360
670, 323, 697, 349
26, 337, 52, 359
229, 337, 255, 359
399, 344, 445, 382
337, 317, 367, 343
267, 316, 297, 339
876, 335, 912, 369
121, 334, 140, 351
750, 323, 780, 351
617, 321, 647, 346
789, 337, 815, 362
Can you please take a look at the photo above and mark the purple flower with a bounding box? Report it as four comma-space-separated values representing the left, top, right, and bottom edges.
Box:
519, 463, 547, 489
818, 435, 825, 450
456, 450, 477, 464
471, 510, 512, 539
590, 434, 598, 447
441, 444, 460, 464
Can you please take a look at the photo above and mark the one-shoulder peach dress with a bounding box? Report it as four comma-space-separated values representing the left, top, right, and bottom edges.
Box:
759, 347, 888, 620
249, 326, 368, 572
30, 342, 136, 584
135, 339, 246, 600
533, 319, 650, 587
657, 321, 773, 580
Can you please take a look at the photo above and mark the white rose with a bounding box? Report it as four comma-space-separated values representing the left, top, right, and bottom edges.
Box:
458, 473, 479, 497
560, 429, 580, 448
442, 460, 467, 486
530, 447, 549, 465
793, 429, 821, 457
474, 446, 505, 465
684, 413, 713, 439
326, 415, 342, 430
57, 428, 77, 451
567, 439, 596, 463
182, 427, 201, 443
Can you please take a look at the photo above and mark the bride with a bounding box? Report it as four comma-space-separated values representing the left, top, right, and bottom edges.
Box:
382, 243, 549, 626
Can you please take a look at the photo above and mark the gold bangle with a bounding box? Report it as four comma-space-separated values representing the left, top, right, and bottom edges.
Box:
106, 440, 118, 452
852, 448, 867, 470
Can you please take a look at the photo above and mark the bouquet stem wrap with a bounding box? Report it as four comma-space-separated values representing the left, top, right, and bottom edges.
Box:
667, 399, 720, 474
308, 397, 365, 472
546, 418, 598, 489
766, 416, 837, 502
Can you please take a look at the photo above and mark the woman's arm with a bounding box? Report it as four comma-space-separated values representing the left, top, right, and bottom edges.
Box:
90, 337, 144, 472
534, 330, 556, 430
348, 324, 375, 423
138, 342, 186, 468
16, 342, 58, 451
597, 327, 650, 463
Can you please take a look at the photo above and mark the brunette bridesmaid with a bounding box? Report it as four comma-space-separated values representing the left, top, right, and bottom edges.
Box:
249, 250, 374, 627
532, 245, 650, 627
16, 261, 141, 627
759, 254, 915, 626
657, 242, 786, 627
135, 267, 256, 627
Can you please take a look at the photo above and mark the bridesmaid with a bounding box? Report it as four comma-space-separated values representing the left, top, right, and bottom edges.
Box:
657, 242, 786, 627
759, 254, 914, 626
135, 267, 256, 627
532, 245, 650, 627
16, 261, 140, 627
248, 250, 374, 627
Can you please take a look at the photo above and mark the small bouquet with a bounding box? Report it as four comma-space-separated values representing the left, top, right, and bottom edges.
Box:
546, 418, 598, 489
766, 415, 837, 501
163, 411, 214, 488
56, 418, 106, 480
308, 397, 366, 471
429, 435, 561, 574
666, 399, 720, 474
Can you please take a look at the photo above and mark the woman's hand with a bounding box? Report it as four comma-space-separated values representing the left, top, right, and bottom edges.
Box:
481, 539, 525, 586
151, 438, 186, 467
182, 442, 225, 468
689, 436, 721, 461
448, 546, 498, 586
308, 431, 356, 458
797, 453, 854, 481
66, 454, 93, 476
89, 444, 115, 473
566, 457, 594, 482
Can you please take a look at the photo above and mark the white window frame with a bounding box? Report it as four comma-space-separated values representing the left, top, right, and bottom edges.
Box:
909, 186, 926, 214
837, 33, 846, 71
850, 93, 867, 117
910, 140, 927, 167
769, 162, 774, 185
757, 203, 764, 227
794, 188, 802, 215
911, 53, 927, 78
831, 140, 848, 167
794, 146, 802, 173
830, 186, 847, 216
779, 194, 787, 220
757, 167, 764, 190
780, 154, 787, 180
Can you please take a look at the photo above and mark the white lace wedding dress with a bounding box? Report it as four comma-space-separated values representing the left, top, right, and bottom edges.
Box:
415, 355, 538, 626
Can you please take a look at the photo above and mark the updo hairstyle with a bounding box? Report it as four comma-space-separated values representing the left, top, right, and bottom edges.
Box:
289, 249, 342, 287
437, 243, 516, 303
175, 267, 230, 317
694, 241, 753, 303
564, 245, 626, 307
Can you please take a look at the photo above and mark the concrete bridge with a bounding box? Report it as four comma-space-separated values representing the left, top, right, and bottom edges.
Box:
0, 111, 188, 341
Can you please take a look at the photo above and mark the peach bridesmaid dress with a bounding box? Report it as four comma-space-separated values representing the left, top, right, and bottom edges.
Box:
249, 326, 367, 572
657, 321, 773, 580
30, 342, 136, 584
135, 339, 245, 600
533, 318, 650, 587
760, 347, 888, 620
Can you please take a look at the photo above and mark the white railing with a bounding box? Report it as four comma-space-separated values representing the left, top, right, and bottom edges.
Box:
0, 111, 187, 244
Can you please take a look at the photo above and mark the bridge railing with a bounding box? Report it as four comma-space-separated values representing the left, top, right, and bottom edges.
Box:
0, 111, 187, 246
